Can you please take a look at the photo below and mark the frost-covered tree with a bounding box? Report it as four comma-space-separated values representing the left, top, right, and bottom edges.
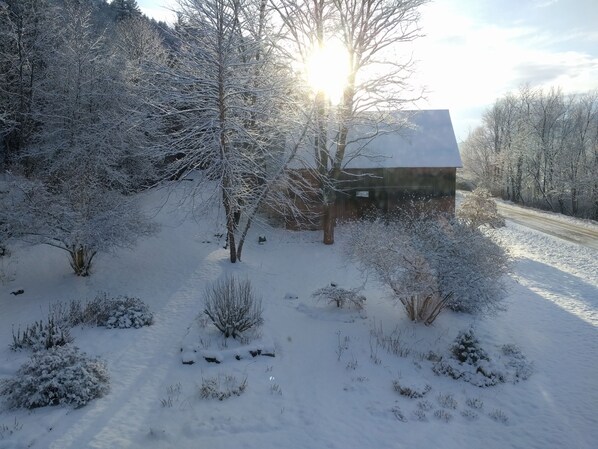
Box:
1, 0, 158, 275
2, 174, 157, 276
462, 86, 598, 219
0, 0, 55, 167
148, 0, 311, 263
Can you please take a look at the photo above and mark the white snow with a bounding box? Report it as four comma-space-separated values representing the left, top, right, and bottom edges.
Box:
291, 109, 462, 170
344, 109, 462, 169
0, 183, 596, 449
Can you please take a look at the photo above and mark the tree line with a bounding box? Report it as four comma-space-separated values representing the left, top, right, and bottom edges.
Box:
461, 86, 598, 219
1, 0, 426, 275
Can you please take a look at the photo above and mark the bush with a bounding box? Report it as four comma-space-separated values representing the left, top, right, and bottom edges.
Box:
82, 295, 154, 329
432, 329, 531, 387
458, 187, 505, 229
0, 346, 109, 409
451, 328, 489, 364
203, 276, 263, 339
11, 318, 73, 352
312, 285, 366, 309
199, 374, 247, 400
393, 381, 431, 399
345, 211, 510, 321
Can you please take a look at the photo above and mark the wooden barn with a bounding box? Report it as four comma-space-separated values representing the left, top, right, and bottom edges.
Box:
284, 109, 462, 227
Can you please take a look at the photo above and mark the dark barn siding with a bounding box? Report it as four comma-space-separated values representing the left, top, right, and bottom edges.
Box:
279, 167, 457, 229
335, 167, 457, 220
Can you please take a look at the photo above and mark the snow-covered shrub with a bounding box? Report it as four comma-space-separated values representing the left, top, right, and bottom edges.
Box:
436, 393, 457, 409
451, 328, 489, 365
393, 381, 431, 399
370, 323, 411, 357
0, 417, 23, 439
501, 344, 534, 382
11, 318, 73, 352
466, 397, 484, 410
49, 299, 85, 328
203, 276, 263, 339
199, 374, 247, 400
458, 188, 505, 229
345, 211, 510, 321
488, 409, 509, 424
412, 409, 427, 421
0, 346, 109, 409
83, 294, 154, 329
312, 284, 366, 309
461, 409, 479, 421
432, 329, 532, 388
433, 409, 453, 422
417, 400, 434, 411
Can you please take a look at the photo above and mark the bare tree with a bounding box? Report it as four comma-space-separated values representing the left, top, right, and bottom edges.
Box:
274, 0, 427, 244
1, 0, 158, 275
0, 0, 55, 167
148, 0, 312, 263
462, 86, 598, 219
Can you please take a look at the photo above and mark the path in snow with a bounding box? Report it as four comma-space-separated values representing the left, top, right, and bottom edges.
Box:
48, 251, 224, 449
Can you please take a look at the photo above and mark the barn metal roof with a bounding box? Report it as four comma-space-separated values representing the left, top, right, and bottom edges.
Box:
343, 109, 462, 169
292, 109, 462, 170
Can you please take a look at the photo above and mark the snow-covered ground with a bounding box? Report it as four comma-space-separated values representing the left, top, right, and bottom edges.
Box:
1, 185, 597, 449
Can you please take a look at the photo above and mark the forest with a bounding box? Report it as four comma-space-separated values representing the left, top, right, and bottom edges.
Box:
1, 0, 427, 270
460, 86, 598, 219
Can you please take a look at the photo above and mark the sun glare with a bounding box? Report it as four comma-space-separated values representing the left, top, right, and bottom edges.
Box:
306, 40, 350, 104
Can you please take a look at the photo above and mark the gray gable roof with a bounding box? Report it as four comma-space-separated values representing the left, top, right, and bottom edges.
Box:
342, 109, 462, 169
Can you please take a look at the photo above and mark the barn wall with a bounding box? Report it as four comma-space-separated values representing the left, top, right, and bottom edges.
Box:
335, 167, 457, 220
275, 167, 457, 229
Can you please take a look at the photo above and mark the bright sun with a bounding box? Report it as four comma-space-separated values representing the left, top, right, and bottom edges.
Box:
306, 40, 350, 104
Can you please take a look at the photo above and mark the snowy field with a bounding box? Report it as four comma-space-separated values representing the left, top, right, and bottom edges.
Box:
0, 185, 597, 449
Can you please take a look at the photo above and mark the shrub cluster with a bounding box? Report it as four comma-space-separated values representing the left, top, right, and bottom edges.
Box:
345, 211, 510, 323
11, 318, 73, 352
432, 329, 532, 387
83, 295, 154, 329
11, 295, 153, 353
0, 346, 109, 409
4, 293, 150, 410
458, 188, 505, 229
199, 374, 247, 400
393, 381, 431, 399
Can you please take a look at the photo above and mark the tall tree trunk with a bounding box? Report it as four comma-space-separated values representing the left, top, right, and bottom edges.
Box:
322, 193, 335, 245
223, 185, 238, 263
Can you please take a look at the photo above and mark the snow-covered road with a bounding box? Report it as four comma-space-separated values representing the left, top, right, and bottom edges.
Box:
495, 201, 598, 250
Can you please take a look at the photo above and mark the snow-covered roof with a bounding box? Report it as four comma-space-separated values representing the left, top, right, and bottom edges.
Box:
343, 109, 462, 169
292, 109, 462, 170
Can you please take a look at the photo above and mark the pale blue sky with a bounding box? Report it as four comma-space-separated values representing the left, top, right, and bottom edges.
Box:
137, 0, 598, 141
